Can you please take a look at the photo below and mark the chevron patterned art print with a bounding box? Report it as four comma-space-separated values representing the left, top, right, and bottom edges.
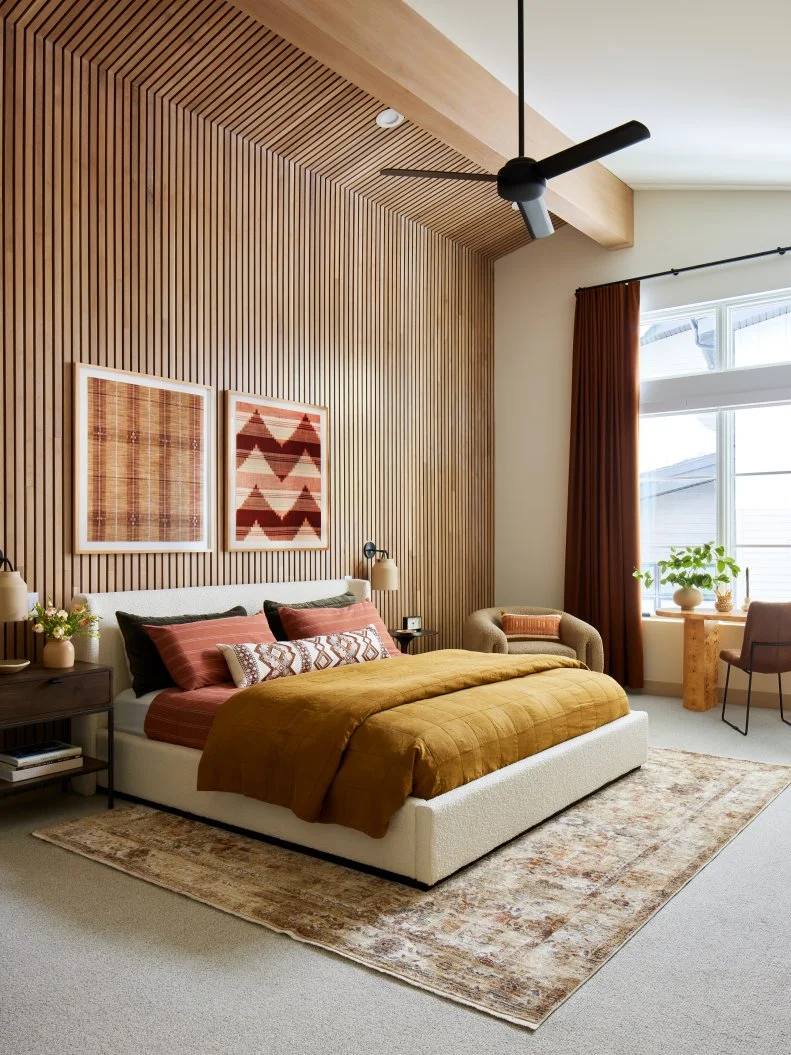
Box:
226, 393, 329, 551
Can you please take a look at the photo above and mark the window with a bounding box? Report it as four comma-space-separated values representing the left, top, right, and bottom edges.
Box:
639, 310, 716, 380
733, 404, 791, 603
638, 288, 791, 612
732, 294, 791, 368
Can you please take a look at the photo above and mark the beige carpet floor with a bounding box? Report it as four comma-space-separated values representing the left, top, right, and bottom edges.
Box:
3, 697, 791, 1054
31, 747, 790, 1030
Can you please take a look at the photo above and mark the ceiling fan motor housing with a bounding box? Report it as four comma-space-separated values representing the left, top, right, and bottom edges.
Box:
378, 4, 649, 237
497, 157, 546, 202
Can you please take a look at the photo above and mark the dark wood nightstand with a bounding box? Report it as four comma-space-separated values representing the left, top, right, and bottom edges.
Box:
0, 661, 114, 807
388, 629, 439, 653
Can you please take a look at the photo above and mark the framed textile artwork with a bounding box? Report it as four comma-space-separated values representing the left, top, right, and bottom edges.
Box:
225, 392, 329, 551
74, 364, 213, 553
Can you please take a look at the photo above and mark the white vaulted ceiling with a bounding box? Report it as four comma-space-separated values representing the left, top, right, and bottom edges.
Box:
405, 0, 791, 188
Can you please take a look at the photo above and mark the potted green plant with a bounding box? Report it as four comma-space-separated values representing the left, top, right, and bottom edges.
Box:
633, 543, 740, 612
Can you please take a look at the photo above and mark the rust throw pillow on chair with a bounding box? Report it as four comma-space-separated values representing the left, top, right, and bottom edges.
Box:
501, 612, 562, 642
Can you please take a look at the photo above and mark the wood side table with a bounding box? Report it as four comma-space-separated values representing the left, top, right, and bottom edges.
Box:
655, 608, 747, 711
0, 661, 114, 806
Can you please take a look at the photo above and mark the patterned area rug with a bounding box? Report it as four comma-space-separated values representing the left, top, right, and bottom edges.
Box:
33, 749, 790, 1029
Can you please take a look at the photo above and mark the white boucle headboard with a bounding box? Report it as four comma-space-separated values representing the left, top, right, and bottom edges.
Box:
73, 577, 371, 694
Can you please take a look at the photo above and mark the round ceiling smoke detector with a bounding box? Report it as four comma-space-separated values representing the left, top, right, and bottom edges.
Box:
375, 108, 405, 129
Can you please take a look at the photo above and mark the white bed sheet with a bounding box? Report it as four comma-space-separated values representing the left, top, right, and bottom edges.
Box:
113, 688, 161, 737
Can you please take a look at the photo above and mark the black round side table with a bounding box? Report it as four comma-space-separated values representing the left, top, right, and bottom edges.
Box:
388, 629, 439, 653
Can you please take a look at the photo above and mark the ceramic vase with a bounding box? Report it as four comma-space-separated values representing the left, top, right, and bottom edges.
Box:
673, 587, 703, 612
42, 637, 75, 669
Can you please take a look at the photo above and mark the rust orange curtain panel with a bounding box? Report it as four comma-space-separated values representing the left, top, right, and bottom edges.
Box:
564, 283, 644, 688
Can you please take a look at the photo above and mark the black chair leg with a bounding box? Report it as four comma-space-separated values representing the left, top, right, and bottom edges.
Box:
720, 665, 731, 723
722, 664, 751, 736
780, 673, 791, 728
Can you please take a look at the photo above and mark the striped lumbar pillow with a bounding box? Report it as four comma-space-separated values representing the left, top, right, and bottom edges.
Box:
143, 613, 276, 690
218, 625, 391, 689
500, 612, 562, 641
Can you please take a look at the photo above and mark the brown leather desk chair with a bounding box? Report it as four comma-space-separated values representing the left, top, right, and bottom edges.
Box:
720, 601, 791, 735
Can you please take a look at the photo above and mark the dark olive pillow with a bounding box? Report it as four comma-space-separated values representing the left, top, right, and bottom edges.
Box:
263, 591, 358, 641
117, 606, 246, 697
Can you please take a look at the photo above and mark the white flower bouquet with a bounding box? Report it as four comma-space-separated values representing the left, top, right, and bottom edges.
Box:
29, 597, 100, 640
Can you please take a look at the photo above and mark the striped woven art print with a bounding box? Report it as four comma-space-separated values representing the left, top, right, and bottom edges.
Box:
79, 367, 211, 552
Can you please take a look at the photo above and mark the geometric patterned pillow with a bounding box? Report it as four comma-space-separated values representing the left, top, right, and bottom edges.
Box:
217, 624, 391, 689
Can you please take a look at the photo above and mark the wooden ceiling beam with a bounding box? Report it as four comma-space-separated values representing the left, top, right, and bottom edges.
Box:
229, 0, 635, 249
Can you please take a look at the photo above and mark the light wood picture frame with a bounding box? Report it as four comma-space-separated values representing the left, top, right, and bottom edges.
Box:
74, 364, 214, 554
225, 391, 329, 552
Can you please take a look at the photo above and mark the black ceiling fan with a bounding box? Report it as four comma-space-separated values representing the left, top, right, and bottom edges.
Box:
380, 0, 650, 240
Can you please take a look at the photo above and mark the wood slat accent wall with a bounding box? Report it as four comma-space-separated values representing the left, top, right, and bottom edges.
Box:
0, 0, 556, 259
0, 12, 494, 667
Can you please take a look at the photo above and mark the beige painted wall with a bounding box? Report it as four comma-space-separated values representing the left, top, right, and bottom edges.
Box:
495, 189, 791, 699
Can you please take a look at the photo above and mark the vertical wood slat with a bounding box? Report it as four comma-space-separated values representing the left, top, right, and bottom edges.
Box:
0, 7, 494, 669
3, 0, 547, 259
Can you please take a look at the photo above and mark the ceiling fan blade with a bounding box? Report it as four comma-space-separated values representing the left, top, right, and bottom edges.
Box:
517, 198, 554, 240
380, 168, 498, 183
538, 121, 650, 180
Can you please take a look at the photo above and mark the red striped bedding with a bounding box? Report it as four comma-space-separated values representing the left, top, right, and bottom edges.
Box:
143, 684, 239, 750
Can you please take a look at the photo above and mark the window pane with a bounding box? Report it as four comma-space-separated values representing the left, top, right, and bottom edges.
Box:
733, 547, 791, 602
639, 413, 717, 610
640, 312, 716, 380
733, 404, 791, 603
735, 475, 791, 545
735, 404, 791, 473
732, 297, 791, 368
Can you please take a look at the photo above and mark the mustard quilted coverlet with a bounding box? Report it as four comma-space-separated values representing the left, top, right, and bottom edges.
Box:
197, 649, 629, 838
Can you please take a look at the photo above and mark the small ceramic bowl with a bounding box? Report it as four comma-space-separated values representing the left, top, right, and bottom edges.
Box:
0, 658, 31, 674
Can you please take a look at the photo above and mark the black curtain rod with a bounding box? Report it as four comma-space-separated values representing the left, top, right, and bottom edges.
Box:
575, 244, 791, 294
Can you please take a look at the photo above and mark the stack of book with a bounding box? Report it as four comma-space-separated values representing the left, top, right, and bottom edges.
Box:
0, 740, 83, 782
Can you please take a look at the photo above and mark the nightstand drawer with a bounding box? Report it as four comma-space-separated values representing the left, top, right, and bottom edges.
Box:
0, 669, 112, 725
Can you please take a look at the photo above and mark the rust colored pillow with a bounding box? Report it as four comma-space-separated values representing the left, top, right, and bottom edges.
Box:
501, 612, 562, 641
143, 613, 276, 690
278, 600, 401, 658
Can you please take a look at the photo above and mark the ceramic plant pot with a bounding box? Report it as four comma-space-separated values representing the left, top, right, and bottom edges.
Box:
673, 587, 704, 612
42, 637, 75, 669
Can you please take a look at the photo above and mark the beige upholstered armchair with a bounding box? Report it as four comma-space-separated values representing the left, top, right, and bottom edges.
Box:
463, 606, 604, 672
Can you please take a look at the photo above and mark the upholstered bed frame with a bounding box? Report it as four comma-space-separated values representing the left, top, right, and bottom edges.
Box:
72, 578, 649, 886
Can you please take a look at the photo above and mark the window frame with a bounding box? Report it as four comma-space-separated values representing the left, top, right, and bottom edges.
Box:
638, 285, 791, 610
